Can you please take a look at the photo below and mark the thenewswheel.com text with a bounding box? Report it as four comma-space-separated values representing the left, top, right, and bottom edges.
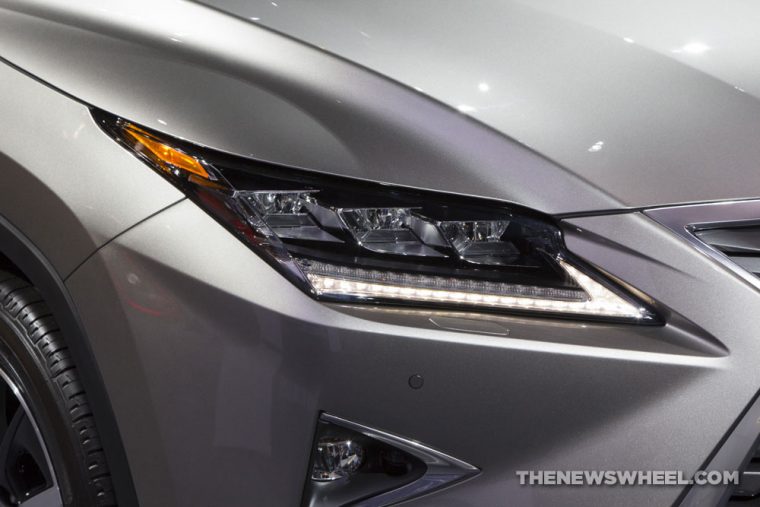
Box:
516, 470, 739, 486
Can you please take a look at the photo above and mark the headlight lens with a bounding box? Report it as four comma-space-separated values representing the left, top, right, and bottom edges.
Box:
95, 110, 656, 322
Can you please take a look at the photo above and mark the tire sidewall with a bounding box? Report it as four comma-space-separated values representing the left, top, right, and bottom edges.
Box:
0, 310, 85, 505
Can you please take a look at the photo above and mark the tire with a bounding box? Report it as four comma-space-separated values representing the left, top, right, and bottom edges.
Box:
0, 271, 115, 506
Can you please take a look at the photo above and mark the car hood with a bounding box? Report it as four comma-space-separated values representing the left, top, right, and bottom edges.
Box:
201, 0, 760, 209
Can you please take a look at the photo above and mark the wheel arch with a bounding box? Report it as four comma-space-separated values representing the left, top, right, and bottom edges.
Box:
0, 212, 139, 507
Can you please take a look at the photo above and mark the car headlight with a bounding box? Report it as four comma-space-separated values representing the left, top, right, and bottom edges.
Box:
94, 110, 657, 322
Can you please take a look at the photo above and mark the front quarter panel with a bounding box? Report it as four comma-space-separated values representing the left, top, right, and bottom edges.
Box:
0, 62, 182, 277
65, 200, 757, 507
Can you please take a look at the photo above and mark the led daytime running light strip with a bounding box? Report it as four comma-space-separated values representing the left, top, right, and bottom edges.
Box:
304, 260, 647, 318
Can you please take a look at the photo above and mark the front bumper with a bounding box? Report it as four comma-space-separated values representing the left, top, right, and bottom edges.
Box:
65, 199, 760, 506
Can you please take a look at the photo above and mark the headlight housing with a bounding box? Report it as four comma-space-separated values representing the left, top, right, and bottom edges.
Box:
94, 110, 657, 322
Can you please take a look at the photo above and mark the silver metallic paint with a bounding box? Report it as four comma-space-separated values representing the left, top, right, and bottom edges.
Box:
1, 1, 759, 506
0, 62, 183, 277
646, 200, 760, 295
0, 0, 615, 215
203, 0, 760, 209
678, 389, 760, 507
644, 201, 760, 505
64, 200, 754, 506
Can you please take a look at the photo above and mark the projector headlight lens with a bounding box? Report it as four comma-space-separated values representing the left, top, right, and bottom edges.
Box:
95, 110, 656, 322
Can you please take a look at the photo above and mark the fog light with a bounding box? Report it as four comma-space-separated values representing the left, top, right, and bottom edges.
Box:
303, 414, 478, 507
311, 437, 364, 481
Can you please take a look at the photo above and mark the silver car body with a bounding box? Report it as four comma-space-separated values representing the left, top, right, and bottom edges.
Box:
1, 0, 759, 505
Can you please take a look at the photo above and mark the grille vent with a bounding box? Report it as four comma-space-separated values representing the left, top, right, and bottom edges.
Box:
728, 438, 760, 504
695, 226, 760, 277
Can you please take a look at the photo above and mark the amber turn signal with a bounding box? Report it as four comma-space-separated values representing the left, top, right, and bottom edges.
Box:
123, 125, 210, 179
